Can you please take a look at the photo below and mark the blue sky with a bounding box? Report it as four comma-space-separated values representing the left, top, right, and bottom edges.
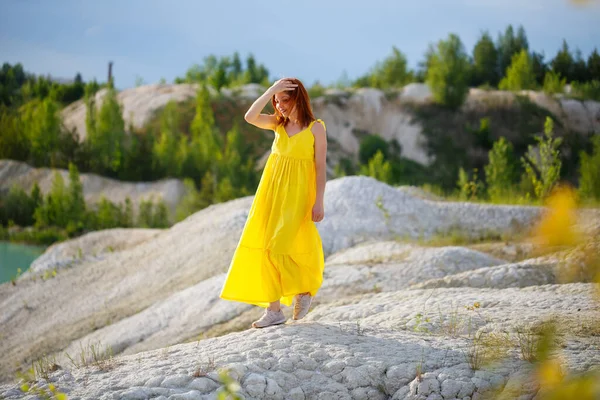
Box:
1, 0, 599, 89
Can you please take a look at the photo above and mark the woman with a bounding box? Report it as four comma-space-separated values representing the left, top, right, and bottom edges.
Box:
219, 77, 327, 328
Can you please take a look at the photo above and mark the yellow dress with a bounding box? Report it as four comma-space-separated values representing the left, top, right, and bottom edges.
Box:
219, 119, 326, 308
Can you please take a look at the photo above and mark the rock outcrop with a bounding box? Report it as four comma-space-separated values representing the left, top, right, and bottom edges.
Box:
0, 176, 598, 400
0, 159, 187, 219
61, 83, 600, 168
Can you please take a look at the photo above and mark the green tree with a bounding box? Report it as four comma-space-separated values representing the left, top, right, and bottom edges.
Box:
137, 199, 155, 228
20, 98, 61, 167
0, 106, 29, 161
190, 85, 222, 186
34, 171, 70, 228
30, 182, 42, 215
230, 52, 243, 83
415, 44, 436, 83
87, 86, 126, 174
359, 150, 392, 184
66, 162, 86, 233
497, 25, 529, 78
369, 47, 413, 88
198, 171, 216, 210
426, 33, 470, 109
121, 197, 134, 227
94, 197, 122, 230
587, 48, 600, 81
578, 135, 600, 201
2, 184, 36, 226
484, 137, 519, 201
551, 40, 575, 82
209, 58, 230, 91
84, 83, 98, 139
531, 51, 549, 86
244, 54, 268, 84
499, 49, 537, 91
153, 101, 181, 176
219, 123, 255, 195
572, 49, 589, 83
521, 117, 562, 200
471, 31, 499, 87
152, 200, 170, 228
0, 63, 27, 106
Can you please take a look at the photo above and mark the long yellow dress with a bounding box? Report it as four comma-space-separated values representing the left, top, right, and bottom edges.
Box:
219, 119, 326, 308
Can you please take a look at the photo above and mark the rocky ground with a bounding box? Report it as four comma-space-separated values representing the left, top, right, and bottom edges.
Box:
0, 176, 598, 399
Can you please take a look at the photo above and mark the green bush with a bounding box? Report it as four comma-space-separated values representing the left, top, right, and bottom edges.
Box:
579, 134, 600, 201
521, 117, 562, 199
175, 178, 204, 222
570, 80, 600, 101
32, 164, 86, 230
137, 198, 170, 228
359, 134, 389, 164
457, 167, 484, 201
308, 82, 327, 98
0, 183, 39, 226
359, 150, 392, 184
543, 71, 566, 95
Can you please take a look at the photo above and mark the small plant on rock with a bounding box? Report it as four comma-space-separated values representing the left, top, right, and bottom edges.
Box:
193, 356, 216, 377
65, 340, 115, 371
464, 331, 511, 370
515, 325, 540, 362
31, 353, 61, 381
15, 366, 67, 400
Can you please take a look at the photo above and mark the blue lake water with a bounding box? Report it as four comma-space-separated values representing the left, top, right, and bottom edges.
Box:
0, 241, 46, 284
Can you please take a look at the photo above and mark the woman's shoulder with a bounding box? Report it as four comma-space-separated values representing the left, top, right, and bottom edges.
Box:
310, 118, 326, 131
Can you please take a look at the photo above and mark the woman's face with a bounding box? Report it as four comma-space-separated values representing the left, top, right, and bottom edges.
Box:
274, 92, 295, 118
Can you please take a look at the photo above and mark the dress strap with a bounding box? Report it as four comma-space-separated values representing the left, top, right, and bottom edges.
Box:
309, 118, 326, 131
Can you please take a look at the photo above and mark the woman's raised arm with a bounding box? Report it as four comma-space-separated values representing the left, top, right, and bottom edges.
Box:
244, 79, 297, 130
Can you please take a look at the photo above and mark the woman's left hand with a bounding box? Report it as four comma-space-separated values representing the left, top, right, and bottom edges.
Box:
312, 202, 324, 222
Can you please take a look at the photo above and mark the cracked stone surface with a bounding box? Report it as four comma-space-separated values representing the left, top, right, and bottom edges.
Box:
1, 176, 599, 399
2, 283, 598, 399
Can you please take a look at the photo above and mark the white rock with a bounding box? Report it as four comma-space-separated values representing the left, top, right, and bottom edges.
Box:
0, 160, 187, 221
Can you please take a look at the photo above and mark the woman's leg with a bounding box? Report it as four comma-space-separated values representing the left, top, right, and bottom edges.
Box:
269, 300, 281, 312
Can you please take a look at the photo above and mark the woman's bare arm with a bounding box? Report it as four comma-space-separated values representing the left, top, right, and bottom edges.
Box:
312, 120, 327, 221
244, 79, 297, 130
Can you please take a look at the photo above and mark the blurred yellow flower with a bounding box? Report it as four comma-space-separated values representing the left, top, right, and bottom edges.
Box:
532, 185, 582, 248
538, 359, 564, 389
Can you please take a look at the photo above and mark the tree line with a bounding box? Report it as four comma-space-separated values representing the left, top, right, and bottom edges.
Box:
1, 27, 600, 245
351, 25, 599, 109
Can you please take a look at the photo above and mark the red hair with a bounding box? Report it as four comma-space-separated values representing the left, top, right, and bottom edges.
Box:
271, 78, 316, 128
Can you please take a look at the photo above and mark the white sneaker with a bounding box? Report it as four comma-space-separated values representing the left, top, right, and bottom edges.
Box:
252, 308, 286, 328
293, 293, 312, 320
